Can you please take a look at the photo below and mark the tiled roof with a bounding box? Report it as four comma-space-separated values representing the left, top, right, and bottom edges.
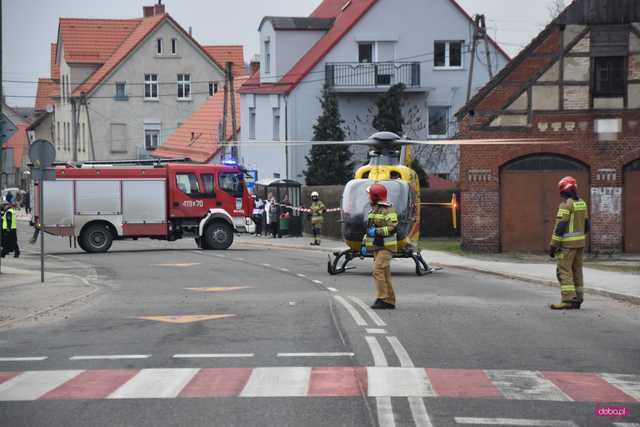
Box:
35, 78, 57, 111
203, 45, 246, 76
72, 14, 165, 96
240, 0, 510, 95
427, 175, 458, 190
59, 18, 141, 64
151, 78, 245, 163
50, 43, 60, 80
5, 124, 28, 168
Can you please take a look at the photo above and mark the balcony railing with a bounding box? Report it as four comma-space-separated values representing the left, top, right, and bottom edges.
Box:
325, 62, 421, 89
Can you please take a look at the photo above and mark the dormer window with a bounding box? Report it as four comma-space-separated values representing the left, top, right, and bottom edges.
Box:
171, 38, 177, 55
264, 40, 271, 74
156, 38, 163, 55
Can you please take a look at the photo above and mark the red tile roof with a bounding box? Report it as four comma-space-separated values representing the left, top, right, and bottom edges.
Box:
240, 0, 510, 95
5, 124, 29, 168
151, 78, 246, 163
50, 43, 60, 80
59, 18, 142, 64
203, 45, 246, 76
427, 175, 458, 190
34, 78, 57, 112
71, 14, 165, 97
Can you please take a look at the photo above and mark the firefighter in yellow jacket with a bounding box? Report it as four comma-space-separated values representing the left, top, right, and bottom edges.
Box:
309, 191, 326, 246
362, 183, 398, 310
1, 201, 20, 258
549, 176, 589, 310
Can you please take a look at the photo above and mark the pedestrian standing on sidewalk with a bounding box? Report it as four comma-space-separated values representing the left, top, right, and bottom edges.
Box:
549, 176, 589, 310
265, 193, 279, 238
252, 194, 265, 236
361, 184, 398, 310
308, 191, 326, 246
24, 190, 31, 214
1, 200, 20, 258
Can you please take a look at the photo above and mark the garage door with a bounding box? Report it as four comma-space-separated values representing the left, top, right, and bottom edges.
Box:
624, 159, 640, 253
501, 155, 590, 252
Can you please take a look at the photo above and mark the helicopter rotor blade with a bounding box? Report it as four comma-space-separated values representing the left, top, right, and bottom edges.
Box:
215, 138, 569, 147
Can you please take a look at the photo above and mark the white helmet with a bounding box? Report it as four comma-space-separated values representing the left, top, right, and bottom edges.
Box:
311, 191, 319, 198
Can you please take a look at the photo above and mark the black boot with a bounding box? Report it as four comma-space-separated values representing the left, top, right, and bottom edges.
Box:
371, 300, 395, 310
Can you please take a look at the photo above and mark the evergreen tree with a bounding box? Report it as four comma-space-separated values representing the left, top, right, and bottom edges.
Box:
372, 83, 406, 134
304, 84, 353, 185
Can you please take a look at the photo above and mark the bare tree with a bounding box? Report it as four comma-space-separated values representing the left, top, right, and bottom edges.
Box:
548, 0, 566, 20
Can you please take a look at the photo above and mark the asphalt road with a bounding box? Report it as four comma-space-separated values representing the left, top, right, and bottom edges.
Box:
0, 229, 638, 427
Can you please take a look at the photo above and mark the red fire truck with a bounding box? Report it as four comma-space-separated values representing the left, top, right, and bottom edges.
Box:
33, 160, 254, 253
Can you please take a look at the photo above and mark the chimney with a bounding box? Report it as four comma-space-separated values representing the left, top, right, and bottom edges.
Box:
250, 55, 260, 75
143, 6, 154, 17
189, 26, 192, 37
154, 0, 165, 15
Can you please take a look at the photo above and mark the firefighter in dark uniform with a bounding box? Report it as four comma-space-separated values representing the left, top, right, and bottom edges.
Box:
309, 191, 326, 246
1, 201, 20, 258
361, 183, 398, 310
549, 176, 589, 310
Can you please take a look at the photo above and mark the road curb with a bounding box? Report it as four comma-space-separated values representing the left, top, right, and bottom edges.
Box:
239, 239, 640, 306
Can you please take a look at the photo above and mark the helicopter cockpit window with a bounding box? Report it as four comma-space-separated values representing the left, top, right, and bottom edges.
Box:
390, 171, 402, 179
341, 179, 412, 241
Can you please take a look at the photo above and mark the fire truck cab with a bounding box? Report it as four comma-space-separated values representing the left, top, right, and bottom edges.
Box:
34, 161, 254, 253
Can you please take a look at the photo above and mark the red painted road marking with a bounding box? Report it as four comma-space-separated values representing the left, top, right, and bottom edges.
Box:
179, 368, 252, 398
427, 368, 503, 399
308, 367, 367, 397
40, 369, 138, 400
544, 372, 637, 403
0, 372, 19, 385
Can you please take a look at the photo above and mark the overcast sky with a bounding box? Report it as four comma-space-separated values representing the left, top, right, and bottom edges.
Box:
2, 0, 560, 107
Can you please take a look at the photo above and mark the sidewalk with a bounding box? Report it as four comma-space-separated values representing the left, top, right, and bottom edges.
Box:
236, 235, 640, 305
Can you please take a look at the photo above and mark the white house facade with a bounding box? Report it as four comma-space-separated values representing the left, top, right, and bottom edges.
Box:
239, 0, 509, 183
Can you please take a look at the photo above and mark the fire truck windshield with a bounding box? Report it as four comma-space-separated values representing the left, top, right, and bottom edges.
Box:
219, 172, 244, 197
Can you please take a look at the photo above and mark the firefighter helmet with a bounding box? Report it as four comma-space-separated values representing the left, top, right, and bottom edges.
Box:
558, 176, 578, 193
311, 191, 319, 198
367, 183, 388, 203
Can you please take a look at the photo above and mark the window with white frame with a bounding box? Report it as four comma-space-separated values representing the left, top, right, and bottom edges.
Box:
264, 40, 271, 74
358, 43, 374, 63
208, 82, 219, 96
434, 41, 464, 69
115, 82, 127, 99
171, 38, 177, 55
428, 106, 450, 137
156, 38, 163, 55
249, 107, 256, 140
144, 74, 158, 99
177, 74, 191, 100
272, 107, 280, 141
144, 128, 160, 151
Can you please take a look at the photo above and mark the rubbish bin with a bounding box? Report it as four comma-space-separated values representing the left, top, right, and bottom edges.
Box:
279, 212, 290, 235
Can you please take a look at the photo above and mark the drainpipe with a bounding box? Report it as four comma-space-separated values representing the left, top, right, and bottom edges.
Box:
284, 94, 289, 180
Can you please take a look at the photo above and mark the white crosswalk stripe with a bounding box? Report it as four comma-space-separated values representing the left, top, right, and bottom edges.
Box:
240, 367, 311, 397
367, 367, 435, 397
599, 373, 640, 401
108, 368, 199, 399
0, 370, 83, 401
486, 370, 572, 401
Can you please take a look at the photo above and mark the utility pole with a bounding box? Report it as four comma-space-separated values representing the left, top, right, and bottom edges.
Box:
81, 93, 96, 161
227, 62, 238, 160
71, 98, 80, 164
0, 0, 4, 195
466, 14, 494, 102
221, 68, 229, 158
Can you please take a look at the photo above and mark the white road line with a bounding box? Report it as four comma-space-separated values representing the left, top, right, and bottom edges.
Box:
349, 296, 387, 327
261, 263, 271, 267
69, 355, 149, 360
0, 357, 47, 362
408, 397, 434, 427
172, 353, 254, 359
485, 370, 572, 401
326, 287, 338, 292
0, 370, 83, 401
386, 336, 414, 367
108, 368, 199, 399
312, 280, 323, 284
277, 352, 354, 357
240, 367, 311, 397
600, 373, 640, 400
365, 336, 388, 367
454, 418, 578, 426
376, 396, 396, 427
280, 268, 290, 272
334, 296, 368, 326
366, 328, 387, 334
367, 367, 435, 397
296, 273, 307, 278
613, 424, 640, 427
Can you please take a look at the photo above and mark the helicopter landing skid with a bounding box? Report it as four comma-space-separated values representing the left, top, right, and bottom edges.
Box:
327, 250, 357, 275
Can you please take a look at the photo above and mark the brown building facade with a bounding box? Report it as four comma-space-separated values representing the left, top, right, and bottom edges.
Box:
457, 0, 640, 254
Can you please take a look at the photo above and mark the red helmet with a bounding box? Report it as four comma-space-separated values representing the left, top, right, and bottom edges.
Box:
558, 176, 577, 193
367, 183, 388, 203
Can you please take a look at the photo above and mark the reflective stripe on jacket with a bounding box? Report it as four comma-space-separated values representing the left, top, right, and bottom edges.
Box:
550, 198, 588, 249
2, 208, 17, 231
364, 203, 398, 252
310, 201, 326, 225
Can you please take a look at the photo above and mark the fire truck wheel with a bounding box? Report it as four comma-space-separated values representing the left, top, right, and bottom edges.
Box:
80, 223, 114, 253
204, 222, 233, 250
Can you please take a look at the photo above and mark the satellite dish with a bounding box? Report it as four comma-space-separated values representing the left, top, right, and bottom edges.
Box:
46, 104, 54, 114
